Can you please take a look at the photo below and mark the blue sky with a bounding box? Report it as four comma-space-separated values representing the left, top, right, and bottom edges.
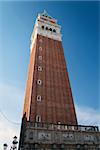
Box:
0, 1, 99, 149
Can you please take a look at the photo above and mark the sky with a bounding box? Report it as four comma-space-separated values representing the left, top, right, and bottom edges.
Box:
0, 1, 100, 149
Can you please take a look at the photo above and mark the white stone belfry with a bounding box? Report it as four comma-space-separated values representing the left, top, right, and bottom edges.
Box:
30, 11, 62, 51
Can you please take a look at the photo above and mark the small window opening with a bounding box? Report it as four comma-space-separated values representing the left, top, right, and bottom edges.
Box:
38, 66, 42, 71
49, 28, 52, 31
53, 29, 56, 33
41, 26, 44, 29
37, 79, 42, 85
46, 27, 48, 30
36, 115, 41, 122
37, 95, 42, 101
39, 47, 42, 51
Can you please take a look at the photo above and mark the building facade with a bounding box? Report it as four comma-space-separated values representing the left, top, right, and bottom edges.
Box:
18, 11, 100, 150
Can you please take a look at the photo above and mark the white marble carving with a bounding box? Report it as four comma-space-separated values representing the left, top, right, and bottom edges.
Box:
38, 132, 51, 141
62, 133, 74, 141
84, 135, 95, 141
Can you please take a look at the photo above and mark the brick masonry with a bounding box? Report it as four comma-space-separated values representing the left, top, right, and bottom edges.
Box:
23, 34, 77, 125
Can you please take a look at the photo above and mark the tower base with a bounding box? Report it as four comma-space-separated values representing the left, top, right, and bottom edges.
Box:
19, 122, 100, 150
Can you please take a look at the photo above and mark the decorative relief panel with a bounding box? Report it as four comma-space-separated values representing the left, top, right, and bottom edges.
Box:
84, 134, 95, 142
62, 133, 74, 141
38, 132, 51, 141
28, 131, 33, 140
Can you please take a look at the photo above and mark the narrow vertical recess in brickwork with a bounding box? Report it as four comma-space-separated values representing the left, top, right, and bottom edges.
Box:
29, 36, 39, 122
46, 37, 49, 123
44, 36, 47, 122
55, 40, 59, 123
49, 38, 54, 123
58, 41, 66, 123
51, 39, 56, 123
59, 41, 65, 123
59, 42, 77, 124
57, 41, 65, 123
23, 36, 37, 121
60, 42, 70, 123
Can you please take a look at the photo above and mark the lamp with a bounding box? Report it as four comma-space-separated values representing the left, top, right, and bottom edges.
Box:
3, 143, 8, 150
11, 136, 18, 150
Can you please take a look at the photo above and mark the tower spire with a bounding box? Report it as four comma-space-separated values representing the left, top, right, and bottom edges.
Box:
40, 10, 53, 19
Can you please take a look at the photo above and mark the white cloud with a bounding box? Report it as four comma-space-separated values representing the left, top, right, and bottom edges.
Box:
0, 82, 23, 150
76, 104, 100, 127
0, 82, 24, 121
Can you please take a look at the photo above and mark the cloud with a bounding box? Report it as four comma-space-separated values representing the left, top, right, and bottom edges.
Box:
76, 104, 100, 127
0, 82, 24, 121
0, 82, 23, 150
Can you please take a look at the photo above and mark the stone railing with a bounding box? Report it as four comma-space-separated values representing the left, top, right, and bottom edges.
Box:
26, 122, 99, 132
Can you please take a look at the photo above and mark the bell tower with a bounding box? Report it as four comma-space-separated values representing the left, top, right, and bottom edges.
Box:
23, 10, 77, 125
18, 11, 100, 150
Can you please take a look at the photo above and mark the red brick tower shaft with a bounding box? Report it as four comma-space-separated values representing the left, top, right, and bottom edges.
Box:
23, 11, 77, 125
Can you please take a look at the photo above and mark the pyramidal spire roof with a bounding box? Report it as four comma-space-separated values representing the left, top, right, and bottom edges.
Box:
40, 10, 53, 19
